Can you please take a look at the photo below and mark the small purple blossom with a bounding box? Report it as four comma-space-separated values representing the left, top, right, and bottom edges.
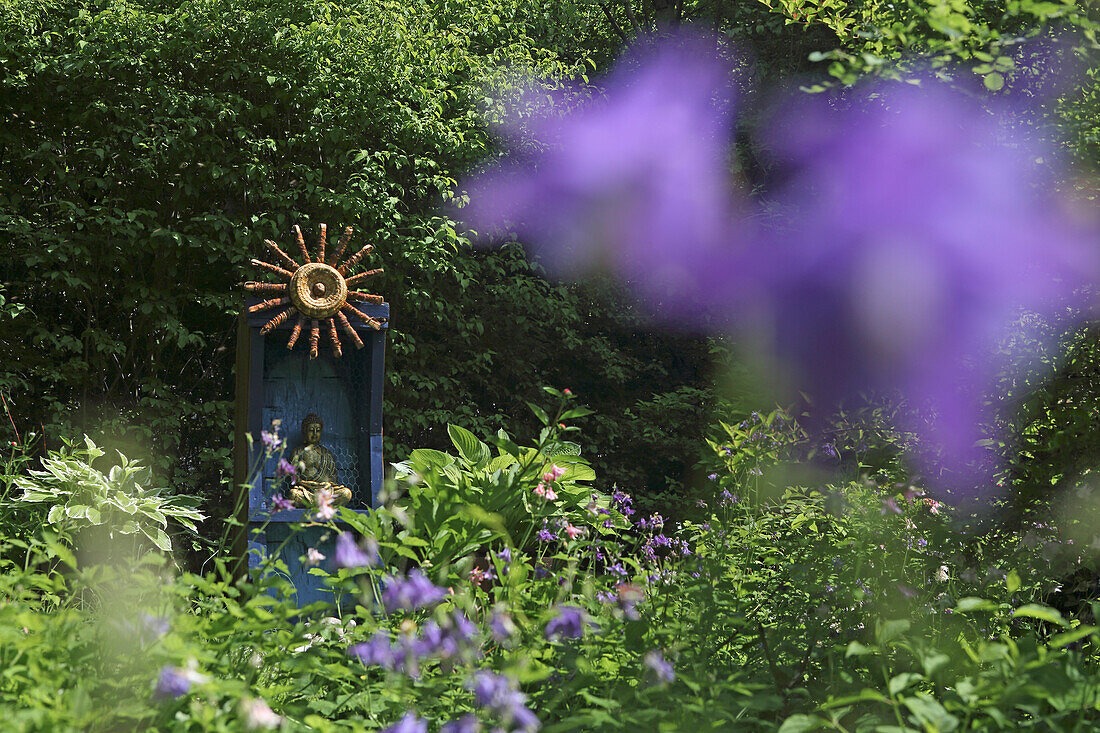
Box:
707, 473, 718, 481
276, 458, 297, 483
490, 610, 517, 643
537, 528, 555, 543
470, 672, 540, 732
381, 569, 447, 614
382, 713, 428, 733
261, 429, 284, 453
331, 532, 379, 570
545, 605, 592, 641
644, 649, 675, 684
441, 715, 481, 733
153, 666, 191, 701
138, 613, 170, 642
348, 632, 398, 669
270, 494, 294, 512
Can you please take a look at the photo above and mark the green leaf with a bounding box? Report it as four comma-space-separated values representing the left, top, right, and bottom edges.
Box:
846, 640, 874, 657
778, 714, 826, 733
1013, 604, 1068, 627
1049, 626, 1097, 648
527, 402, 550, 426
983, 72, 1005, 91
877, 618, 910, 644
955, 597, 997, 612
448, 424, 490, 467
889, 672, 923, 696
1006, 570, 1021, 593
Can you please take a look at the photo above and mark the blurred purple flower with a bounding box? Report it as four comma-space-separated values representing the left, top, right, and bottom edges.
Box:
270, 494, 294, 512
881, 497, 903, 515
490, 610, 517, 643
139, 613, 170, 642
461, 33, 746, 317
441, 715, 481, 733
348, 631, 397, 670
153, 666, 191, 701
331, 532, 379, 570
382, 569, 447, 614
470, 672, 540, 731
545, 605, 594, 640
261, 429, 284, 453
382, 713, 428, 733
276, 458, 297, 484
644, 649, 675, 684
759, 79, 1096, 494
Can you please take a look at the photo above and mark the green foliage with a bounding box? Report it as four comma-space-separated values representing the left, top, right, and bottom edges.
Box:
5, 400, 1100, 730
11, 436, 205, 556
0, 0, 725, 525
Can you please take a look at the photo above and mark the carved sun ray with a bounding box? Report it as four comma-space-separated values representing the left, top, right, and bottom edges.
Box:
243, 224, 386, 358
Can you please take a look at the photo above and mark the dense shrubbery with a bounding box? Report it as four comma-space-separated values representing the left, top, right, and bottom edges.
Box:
5, 400, 1100, 731
0, 0, 721, 526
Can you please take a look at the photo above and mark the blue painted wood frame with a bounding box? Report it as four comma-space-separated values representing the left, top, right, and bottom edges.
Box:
232, 299, 388, 606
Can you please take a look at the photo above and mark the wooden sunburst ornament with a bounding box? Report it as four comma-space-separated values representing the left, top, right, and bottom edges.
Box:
243, 224, 386, 359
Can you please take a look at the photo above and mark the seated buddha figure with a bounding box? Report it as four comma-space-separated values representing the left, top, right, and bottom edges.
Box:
288, 413, 353, 508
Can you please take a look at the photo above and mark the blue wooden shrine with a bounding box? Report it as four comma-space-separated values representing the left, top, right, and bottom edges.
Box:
231, 224, 389, 606
232, 301, 388, 605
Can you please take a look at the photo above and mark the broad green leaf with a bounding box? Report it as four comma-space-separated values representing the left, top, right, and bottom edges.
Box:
448, 424, 490, 467
1013, 604, 1068, 626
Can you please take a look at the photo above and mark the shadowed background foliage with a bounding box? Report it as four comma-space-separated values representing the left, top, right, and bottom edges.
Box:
0, 0, 1095, 541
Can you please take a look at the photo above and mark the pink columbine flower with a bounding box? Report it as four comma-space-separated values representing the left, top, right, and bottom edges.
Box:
240, 696, 283, 730
564, 523, 583, 539
314, 488, 337, 521
534, 484, 546, 498
541, 465, 567, 483
306, 548, 325, 566
924, 498, 942, 515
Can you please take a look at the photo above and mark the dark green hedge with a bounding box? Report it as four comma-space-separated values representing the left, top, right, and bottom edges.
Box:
0, 0, 719, 525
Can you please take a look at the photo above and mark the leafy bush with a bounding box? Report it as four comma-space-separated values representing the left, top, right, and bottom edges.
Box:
4, 404, 1100, 731
11, 437, 205, 557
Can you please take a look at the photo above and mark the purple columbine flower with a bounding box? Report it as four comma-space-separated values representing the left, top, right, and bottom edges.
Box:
490, 610, 517, 643
545, 605, 592, 641
441, 715, 481, 733
348, 631, 397, 670
644, 649, 675, 684
707, 473, 718, 481
381, 569, 447, 614
331, 532, 379, 570
276, 458, 297, 483
270, 493, 294, 512
536, 528, 555, 542
153, 666, 191, 701
756, 79, 1097, 495
460, 32, 746, 322
381, 712, 428, 733
139, 613, 170, 642
470, 672, 540, 731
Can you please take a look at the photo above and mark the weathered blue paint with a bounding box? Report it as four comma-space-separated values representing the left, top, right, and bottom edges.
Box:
235, 300, 388, 606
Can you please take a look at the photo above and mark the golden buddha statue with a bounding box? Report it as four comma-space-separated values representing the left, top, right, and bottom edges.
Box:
288, 414, 353, 508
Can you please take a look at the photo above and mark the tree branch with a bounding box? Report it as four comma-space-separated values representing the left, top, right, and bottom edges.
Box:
597, 1, 630, 42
